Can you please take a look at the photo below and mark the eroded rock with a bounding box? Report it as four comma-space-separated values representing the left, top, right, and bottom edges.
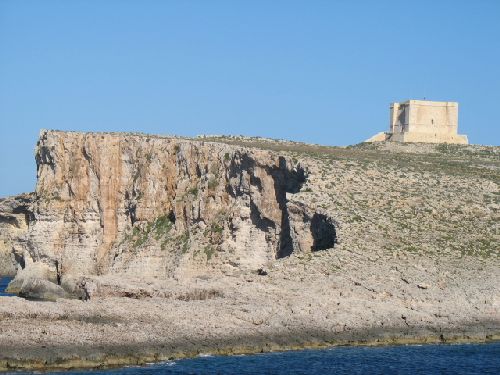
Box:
8, 130, 336, 296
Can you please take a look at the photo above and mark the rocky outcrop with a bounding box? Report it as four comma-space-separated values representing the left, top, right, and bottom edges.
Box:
0, 194, 33, 276
11, 130, 335, 292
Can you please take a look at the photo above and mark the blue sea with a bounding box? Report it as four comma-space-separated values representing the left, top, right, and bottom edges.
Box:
0, 276, 14, 296
1, 277, 499, 374
3, 342, 497, 375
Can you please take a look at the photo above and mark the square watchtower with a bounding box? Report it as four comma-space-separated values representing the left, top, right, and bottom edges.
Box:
389, 100, 467, 144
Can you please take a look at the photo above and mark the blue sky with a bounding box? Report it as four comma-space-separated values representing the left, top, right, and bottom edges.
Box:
1, 0, 499, 196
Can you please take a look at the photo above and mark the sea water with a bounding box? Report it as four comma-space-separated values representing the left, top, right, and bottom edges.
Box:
8, 342, 499, 375
0, 276, 14, 296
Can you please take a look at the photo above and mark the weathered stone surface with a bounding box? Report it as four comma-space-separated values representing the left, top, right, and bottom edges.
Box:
0, 193, 33, 276
11, 130, 330, 288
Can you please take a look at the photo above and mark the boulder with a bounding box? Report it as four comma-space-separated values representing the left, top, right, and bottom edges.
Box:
6, 261, 56, 294
17, 278, 68, 301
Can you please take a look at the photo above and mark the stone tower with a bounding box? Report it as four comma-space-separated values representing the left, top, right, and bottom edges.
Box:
366, 100, 468, 144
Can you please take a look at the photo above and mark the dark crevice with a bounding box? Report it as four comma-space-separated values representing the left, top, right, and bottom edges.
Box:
0, 215, 19, 227
26, 212, 35, 225
12, 204, 31, 214
81, 145, 92, 164
228, 219, 237, 240
55, 260, 62, 285
249, 201, 275, 233
250, 175, 263, 192
277, 211, 293, 258
167, 210, 176, 224
278, 156, 306, 193
14, 253, 25, 270
225, 184, 236, 198
36, 143, 56, 174
125, 198, 137, 226
268, 157, 307, 259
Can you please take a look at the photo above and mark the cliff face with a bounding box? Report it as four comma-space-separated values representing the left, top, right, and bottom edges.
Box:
19, 130, 335, 283
0, 194, 33, 276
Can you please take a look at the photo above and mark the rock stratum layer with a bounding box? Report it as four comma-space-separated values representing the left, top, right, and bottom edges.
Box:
0, 131, 499, 371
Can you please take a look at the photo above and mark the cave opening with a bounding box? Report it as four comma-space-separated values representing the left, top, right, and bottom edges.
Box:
310, 213, 337, 251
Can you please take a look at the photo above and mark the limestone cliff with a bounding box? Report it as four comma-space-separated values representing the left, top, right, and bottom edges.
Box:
14, 130, 335, 286
5, 130, 498, 300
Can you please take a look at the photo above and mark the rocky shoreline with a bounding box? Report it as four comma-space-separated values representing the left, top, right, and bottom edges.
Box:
0, 247, 498, 371
1, 326, 496, 371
